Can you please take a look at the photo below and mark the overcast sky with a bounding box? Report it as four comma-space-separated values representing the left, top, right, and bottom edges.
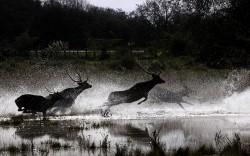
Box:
88, 0, 145, 12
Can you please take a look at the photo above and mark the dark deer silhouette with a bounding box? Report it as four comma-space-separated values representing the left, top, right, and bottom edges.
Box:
15, 91, 63, 117
48, 71, 92, 114
151, 86, 193, 109
102, 60, 165, 116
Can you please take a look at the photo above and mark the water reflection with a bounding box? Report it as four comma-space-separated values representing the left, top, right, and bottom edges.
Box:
1, 115, 250, 155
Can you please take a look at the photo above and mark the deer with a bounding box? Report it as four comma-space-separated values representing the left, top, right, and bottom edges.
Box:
47, 71, 92, 114
101, 60, 165, 117
151, 85, 193, 109
15, 90, 63, 117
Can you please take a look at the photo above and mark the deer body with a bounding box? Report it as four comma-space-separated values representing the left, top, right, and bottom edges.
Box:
51, 85, 91, 108
102, 59, 165, 116
15, 93, 62, 117
47, 71, 92, 113
152, 86, 193, 109
108, 79, 162, 106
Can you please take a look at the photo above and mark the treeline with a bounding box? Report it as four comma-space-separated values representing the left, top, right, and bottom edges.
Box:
0, 0, 249, 67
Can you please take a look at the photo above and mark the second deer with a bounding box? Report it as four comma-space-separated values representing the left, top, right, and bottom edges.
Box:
47, 71, 92, 114
15, 90, 63, 117
102, 60, 165, 116
151, 85, 193, 109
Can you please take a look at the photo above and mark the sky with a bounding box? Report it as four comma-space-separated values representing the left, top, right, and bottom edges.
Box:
88, 0, 145, 12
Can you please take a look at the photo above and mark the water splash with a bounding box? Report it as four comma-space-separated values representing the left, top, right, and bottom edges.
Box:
1, 69, 250, 118
222, 69, 250, 97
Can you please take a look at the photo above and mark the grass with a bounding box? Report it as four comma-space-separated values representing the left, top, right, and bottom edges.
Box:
51, 142, 61, 149
44, 140, 71, 150
21, 142, 29, 152
0, 130, 248, 156
68, 125, 84, 131
91, 121, 114, 129
100, 134, 110, 149
6, 145, 20, 153
115, 144, 129, 156
0, 115, 26, 126
0, 142, 30, 154
112, 131, 250, 156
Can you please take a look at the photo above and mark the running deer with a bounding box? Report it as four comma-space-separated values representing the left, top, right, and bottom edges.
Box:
47, 71, 92, 114
102, 60, 165, 116
151, 85, 193, 109
15, 90, 63, 117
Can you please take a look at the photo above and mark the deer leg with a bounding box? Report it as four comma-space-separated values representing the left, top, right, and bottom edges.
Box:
138, 95, 148, 105
18, 107, 24, 111
51, 107, 59, 114
32, 111, 37, 115
177, 102, 185, 110
184, 101, 193, 105
104, 110, 110, 117
103, 109, 110, 117
102, 106, 111, 117
43, 111, 46, 118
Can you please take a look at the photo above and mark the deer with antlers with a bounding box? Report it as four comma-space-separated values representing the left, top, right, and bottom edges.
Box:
15, 90, 63, 117
47, 71, 92, 114
101, 60, 165, 117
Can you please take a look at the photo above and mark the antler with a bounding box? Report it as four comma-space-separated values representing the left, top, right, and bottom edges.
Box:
45, 86, 55, 93
66, 70, 89, 83
85, 76, 89, 82
136, 58, 161, 75
135, 58, 155, 75
66, 70, 81, 83
75, 71, 83, 82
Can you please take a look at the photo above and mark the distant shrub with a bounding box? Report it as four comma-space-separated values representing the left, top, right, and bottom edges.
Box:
14, 32, 34, 57
120, 54, 135, 70
7, 144, 20, 153
106, 60, 121, 70
180, 56, 196, 67
170, 38, 187, 57
115, 47, 129, 58
38, 41, 68, 59
150, 60, 166, 70
115, 144, 129, 156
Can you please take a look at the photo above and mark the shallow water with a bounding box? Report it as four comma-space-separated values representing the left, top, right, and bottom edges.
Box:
1, 115, 250, 155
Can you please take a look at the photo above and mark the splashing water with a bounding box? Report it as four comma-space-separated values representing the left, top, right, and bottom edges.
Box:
0, 68, 250, 118
222, 69, 250, 97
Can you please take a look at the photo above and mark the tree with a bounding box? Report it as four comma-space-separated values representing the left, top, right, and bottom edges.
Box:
134, 0, 183, 37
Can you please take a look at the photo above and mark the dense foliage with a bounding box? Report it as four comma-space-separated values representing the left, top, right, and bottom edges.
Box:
0, 0, 249, 67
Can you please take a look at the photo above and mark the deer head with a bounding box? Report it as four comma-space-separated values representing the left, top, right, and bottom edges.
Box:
136, 59, 165, 84
67, 71, 92, 89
